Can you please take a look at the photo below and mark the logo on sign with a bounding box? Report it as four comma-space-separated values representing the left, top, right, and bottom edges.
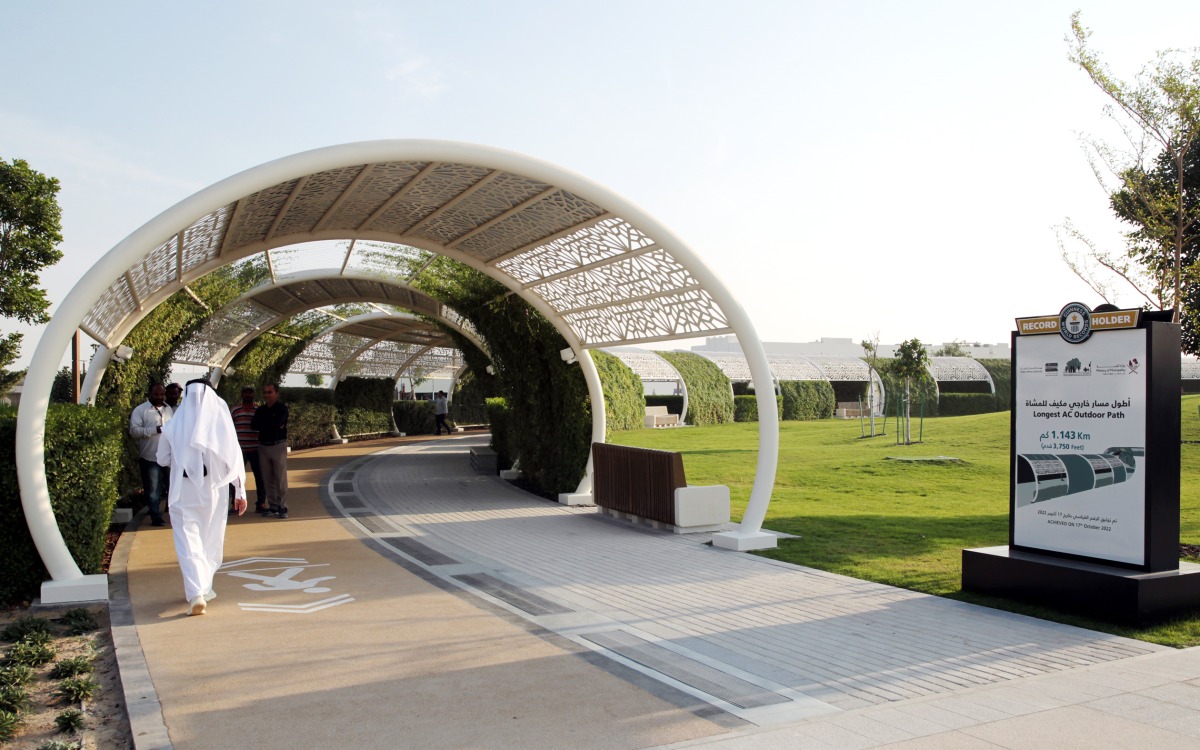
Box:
1059, 302, 1092, 344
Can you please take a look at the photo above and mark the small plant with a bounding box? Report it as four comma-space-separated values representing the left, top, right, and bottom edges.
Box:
16, 629, 54, 647
0, 708, 24, 742
49, 656, 93, 680
0, 664, 34, 687
1, 616, 54, 643
53, 708, 86, 733
59, 609, 98, 636
52, 676, 99, 704
38, 740, 83, 750
0, 683, 31, 713
5, 640, 57, 667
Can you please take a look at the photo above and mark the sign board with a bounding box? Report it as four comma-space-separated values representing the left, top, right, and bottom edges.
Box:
1011, 302, 1177, 570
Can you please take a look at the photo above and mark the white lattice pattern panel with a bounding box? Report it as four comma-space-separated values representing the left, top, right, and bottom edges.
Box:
530, 249, 697, 312
414, 172, 551, 246
456, 189, 607, 261
929, 357, 993, 383
1184, 360, 1200, 379
766, 357, 826, 381
605, 349, 682, 382
495, 217, 654, 283
697, 354, 753, 381
799, 356, 871, 381
564, 288, 729, 347
365, 163, 492, 235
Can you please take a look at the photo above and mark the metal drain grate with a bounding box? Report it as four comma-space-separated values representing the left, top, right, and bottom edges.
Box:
355, 514, 399, 534
453, 573, 572, 616
336, 494, 365, 509
581, 631, 790, 710
333, 481, 355, 493
385, 537, 460, 566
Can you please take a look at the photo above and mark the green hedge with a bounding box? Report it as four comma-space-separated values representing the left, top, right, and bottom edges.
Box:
288, 403, 336, 450
334, 377, 395, 438
978, 358, 1011, 412
485, 397, 513, 470
279, 386, 335, 404
733, 394, 784, 422
0, 405, 123, 603
656, 351, 733, 425
592, 350, 646, 433
937, 393, 999, 416
875, 358, 940, 417
780, 380, 836, 420
394, 400, 436, 435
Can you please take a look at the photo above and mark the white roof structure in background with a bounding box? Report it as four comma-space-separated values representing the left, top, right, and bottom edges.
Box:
604, 346, 683, 382
928, 356, 996, 393
1182, 360, 1200, 380
696, 352, 876, 384
21, 140, 783, 599
287, 313, 473, 382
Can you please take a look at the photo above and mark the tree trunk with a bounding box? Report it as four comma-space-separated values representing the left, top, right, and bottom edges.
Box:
904, 378, 912, 445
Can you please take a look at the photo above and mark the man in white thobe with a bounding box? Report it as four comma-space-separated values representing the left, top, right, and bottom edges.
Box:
157, 379, 247, 616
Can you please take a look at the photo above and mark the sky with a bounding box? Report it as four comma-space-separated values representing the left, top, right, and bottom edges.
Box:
5, 0, 1200, 370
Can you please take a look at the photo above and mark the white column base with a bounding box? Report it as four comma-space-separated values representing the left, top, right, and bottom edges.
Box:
328, 438, 349, 444
558, 492, 594, 506
712, 530, 778, 551
40, 574, 109, 604
499, 469, 521, 480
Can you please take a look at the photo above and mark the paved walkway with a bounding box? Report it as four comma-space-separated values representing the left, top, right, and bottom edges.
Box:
114, 434, 1200, 748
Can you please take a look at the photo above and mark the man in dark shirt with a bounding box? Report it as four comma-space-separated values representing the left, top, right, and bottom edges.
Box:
250, 383, 290, 519
230, 386, 268, 515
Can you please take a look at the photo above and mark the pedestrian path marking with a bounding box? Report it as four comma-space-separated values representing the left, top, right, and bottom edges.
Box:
218, 557, 352, 613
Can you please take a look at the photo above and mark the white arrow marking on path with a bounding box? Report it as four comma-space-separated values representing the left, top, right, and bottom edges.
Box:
220, 557, 309, 569
238, 594, 355, 614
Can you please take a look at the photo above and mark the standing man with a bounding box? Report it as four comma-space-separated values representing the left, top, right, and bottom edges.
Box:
433, 390, 450, 435
251, 383, 289, 519
165, 382, 183, 409
157, 379, 246, 616
130, 383, 173, 527
230, 386, 268, 516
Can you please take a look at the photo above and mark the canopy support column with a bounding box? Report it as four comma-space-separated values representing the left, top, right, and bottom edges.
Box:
79, 345, 113, 406
559, 348, 606, 506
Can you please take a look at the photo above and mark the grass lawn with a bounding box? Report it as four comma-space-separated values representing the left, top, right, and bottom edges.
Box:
609, 394, 1200, 647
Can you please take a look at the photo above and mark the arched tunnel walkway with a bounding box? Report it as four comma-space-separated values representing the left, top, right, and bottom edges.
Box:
113, 435, 1164, 747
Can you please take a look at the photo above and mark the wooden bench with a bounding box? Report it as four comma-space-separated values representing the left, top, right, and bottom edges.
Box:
644, 405, 681, 428
591, 442, 728, 533
470, 446, 498, 474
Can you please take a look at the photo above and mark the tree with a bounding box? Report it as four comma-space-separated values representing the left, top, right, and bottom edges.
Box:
0, 158, 64, 395
893, 338, 930, 445
1059, 13, 1200, 352
933, 340, 971, 357
305, 373, 325, 387
860, 332, 880, 437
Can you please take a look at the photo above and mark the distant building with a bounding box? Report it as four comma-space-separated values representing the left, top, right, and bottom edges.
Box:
692, 336, 1011, 359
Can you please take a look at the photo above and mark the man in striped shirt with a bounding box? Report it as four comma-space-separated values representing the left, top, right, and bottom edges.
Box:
230, 386, 268, 515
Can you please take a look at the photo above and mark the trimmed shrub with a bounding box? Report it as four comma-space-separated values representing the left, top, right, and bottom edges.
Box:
394, 401, 436, 435
0, 405, 123, 604
278, 387, 334, 405
733, 394, 784, 422
937, 393, 998, 416
335, 377, 394, 438
780, 380, 836, 420
287, 403, 336, 450
592, 350, 646, 433
977, 358, 1011, 412
485, 397, 512, 469
656, 352, 733, 426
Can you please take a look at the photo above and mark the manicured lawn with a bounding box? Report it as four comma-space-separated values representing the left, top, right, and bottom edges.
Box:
609, 395, 1200, 647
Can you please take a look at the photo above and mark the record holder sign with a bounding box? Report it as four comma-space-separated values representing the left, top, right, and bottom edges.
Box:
962, 303, 1189, 624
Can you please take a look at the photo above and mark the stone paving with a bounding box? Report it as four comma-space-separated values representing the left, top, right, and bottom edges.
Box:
325, 434, 1178, 739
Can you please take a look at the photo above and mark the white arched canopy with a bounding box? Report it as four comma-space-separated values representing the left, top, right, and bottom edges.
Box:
19, 139, 780, 603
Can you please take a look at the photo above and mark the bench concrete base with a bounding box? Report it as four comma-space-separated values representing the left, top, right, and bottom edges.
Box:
470, 447, 498, 474
674, 485, 730, 533
499, 468, 522, 480
40, 574, 109, 604
712, 529, 778, 551
111, 508, 133, 525
328, 438, 349, 444
558, 491, 593, 506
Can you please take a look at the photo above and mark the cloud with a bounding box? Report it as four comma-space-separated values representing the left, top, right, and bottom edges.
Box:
384, 56, 446, 97
0, 110, 202, 193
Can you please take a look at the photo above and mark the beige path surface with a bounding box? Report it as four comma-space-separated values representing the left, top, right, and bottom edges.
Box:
122, 437, 729, 749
